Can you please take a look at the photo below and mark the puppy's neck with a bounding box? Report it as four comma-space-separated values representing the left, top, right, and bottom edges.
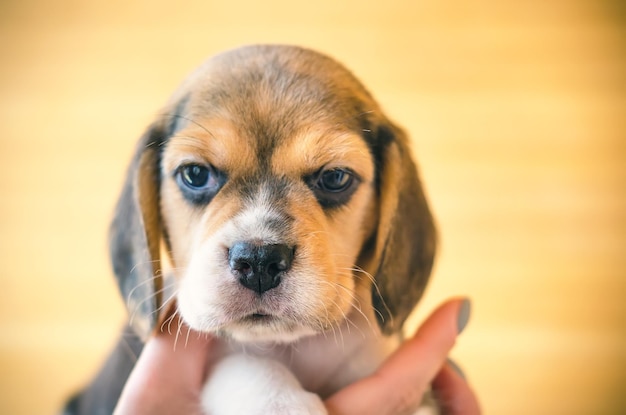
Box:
216, 306, 400, 397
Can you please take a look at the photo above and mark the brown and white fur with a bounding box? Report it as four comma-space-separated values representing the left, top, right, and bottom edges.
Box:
64, 44, 436, 415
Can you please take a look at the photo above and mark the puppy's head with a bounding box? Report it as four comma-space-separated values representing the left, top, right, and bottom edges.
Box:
110, 45, 436, 342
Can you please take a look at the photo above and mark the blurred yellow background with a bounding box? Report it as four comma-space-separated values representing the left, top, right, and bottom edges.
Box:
1, 0, 624, 414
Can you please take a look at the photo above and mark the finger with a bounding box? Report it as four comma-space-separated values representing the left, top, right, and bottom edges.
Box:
325, 298, 470, 415
145, 317, 214, 389
377, 297, 470, 384
432, 360, 481, 415
114, 320, 213, 415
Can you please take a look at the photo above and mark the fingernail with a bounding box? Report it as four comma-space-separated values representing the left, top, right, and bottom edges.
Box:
447, 358, 466, 380
457, 298, 471, 334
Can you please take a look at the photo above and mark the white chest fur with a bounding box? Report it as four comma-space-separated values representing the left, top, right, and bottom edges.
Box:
201, 309, 400, 414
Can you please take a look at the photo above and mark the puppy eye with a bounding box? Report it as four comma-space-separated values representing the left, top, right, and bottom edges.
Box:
318, 168, 353, 192
307, 167, 359, 209
176, 163, 225, 205
181, 164, 211, 189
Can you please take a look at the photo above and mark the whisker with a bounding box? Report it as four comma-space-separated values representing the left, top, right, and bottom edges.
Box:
316, 281, 351, 350
117, 334, 142, 364
127, 259, 162, 277
184, 324, 192, 348
173, 314, 183, 351
128, 282, 176, 327
343, 265, 394, 329
161, 113, 217, 141
125, 272, 161, 305
151, 287, 178, 317
162, 309, 178, 334
333, 110, 377, 132
331, 280, 376, 337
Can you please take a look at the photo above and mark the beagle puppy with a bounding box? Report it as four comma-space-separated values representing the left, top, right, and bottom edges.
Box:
64, 44, 436, 414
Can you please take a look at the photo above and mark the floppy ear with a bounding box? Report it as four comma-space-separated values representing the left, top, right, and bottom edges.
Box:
109, 123, 167, 340
370, 123, 437, 335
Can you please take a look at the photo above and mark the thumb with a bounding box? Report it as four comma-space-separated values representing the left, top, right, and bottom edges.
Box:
325, 298, 470, 415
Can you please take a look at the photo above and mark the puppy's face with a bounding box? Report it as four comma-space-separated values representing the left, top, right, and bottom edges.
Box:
160, 51, 379, 342
111, 45, 436, 343
162, 129, 376, 342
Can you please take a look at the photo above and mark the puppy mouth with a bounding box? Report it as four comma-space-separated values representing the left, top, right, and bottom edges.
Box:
244, 312, 273, 322
225, 311, 318, 343
236, 311, 295, 329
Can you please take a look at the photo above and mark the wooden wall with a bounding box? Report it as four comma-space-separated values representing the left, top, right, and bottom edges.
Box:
0, 1, 624, 413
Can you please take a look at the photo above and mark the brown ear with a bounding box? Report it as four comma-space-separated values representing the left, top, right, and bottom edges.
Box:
109, 124, 166, 340
370, 123, 437, 335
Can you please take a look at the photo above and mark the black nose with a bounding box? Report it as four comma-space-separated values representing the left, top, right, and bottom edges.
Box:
228, 242, 294, 294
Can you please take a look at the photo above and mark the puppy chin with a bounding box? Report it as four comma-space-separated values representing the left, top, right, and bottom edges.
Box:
176, 296, 320, 344
221, 319, 318, 344
180, 309, 318, 344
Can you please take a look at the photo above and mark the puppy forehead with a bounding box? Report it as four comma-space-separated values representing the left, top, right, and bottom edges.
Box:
272, 127, 375, 178
163, 118, 256, 173
165, 114, 374, 180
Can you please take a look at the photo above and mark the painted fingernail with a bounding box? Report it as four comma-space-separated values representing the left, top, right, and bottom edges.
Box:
457, 298, 471, 334
447, 358, 466, 380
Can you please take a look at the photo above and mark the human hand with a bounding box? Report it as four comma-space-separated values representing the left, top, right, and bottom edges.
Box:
325, 297, 481, 414
114, 298, 480, 415
113, 319, 213, 415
